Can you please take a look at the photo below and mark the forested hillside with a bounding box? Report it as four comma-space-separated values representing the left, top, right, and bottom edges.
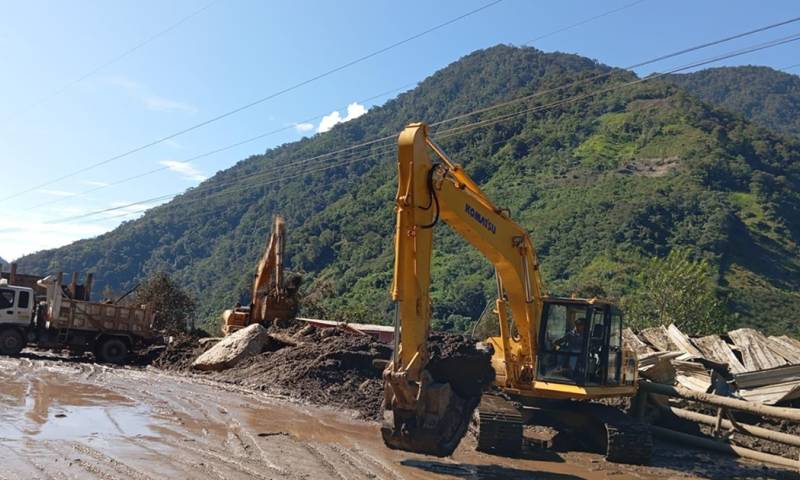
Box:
18, 46, 800, 335
666, 66, 800, 137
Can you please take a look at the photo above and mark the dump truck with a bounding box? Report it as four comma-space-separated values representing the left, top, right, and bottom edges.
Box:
381, 123, 651, 463
0, 275, 157, 363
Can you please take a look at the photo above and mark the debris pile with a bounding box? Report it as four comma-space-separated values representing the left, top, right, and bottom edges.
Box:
627, 325, 800, 405
151, 323, 493, 422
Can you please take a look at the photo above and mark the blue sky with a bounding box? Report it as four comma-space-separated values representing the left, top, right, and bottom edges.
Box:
1, 0, 799, 260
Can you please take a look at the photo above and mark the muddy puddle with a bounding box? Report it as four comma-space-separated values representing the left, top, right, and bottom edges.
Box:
0, 369, 160, 441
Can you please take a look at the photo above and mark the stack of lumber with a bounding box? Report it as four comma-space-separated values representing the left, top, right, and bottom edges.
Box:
626, 325, 800, 405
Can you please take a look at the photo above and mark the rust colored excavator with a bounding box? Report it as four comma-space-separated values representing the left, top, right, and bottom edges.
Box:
222, 215, 300, 335
381, 123, 652, 463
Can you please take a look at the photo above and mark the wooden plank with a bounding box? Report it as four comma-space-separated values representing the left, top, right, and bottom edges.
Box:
767, 335, 800, 364
639, 326, 676, 352
673, 360, 711, 393
729, 328, 788, 372
666, 324, 703, 357
693, 335, 747, 374
622, 328, 653, 355
738, 381, 800, 405
734, 364, 800, 389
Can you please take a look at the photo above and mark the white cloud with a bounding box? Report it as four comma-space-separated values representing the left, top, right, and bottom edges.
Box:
163, 139, 184, 149
144, 95, 198, 113
0, 214, 108, 261
159, 160, 206, 182
38, 189, 77, 197
106, 75, 197, 114
318, 102, 368, 133
295, 122, 314, 133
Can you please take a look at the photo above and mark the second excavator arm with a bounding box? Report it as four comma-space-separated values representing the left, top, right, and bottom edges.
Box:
382, 123, 546, 455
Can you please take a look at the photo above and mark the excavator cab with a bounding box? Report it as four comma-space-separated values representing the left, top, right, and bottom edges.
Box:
537, 298, 625, 387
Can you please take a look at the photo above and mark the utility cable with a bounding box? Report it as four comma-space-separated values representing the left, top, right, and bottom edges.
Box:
1, 0, 219, 126
523, 0, 648, 45
0, 0, 503, 203
26, 82, 415, 211
36, 26, 800, 225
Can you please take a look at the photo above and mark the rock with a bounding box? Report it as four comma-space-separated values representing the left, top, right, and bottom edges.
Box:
198, 337, 222, 347
192, 324, 268, 371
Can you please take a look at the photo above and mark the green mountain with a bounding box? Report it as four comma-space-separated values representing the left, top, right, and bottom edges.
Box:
17, 46, 800, 335
665, 66, 800, 138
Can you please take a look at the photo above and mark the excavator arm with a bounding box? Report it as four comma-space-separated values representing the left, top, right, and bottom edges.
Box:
382, 123, 545, 455
250, 216, 285, 323
223, 215, 296, 334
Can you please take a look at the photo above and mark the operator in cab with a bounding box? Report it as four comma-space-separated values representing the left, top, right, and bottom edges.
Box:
557, 317, 586, 352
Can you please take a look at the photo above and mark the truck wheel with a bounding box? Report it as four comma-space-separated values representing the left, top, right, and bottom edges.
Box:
96, 337, 129, 364
0, 328, 25, 356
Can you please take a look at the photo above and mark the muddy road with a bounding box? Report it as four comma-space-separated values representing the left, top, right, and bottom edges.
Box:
0, 354, 794, 480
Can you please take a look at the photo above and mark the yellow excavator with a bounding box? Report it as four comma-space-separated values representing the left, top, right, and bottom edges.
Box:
381, 123, 651, 463
222, 215, 300, 335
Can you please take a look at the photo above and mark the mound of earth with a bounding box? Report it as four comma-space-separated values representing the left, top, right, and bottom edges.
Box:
151, 324, 493, 421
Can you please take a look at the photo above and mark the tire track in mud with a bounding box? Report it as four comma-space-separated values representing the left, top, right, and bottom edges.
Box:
119, 433, 230, 480
68, 441, 156, 480
347, 445, 405, 480
0, 441, 61, 480
299, 442, 349, 480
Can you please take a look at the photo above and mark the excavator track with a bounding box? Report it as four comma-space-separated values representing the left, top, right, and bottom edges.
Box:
578, 402, 653, 465
473, 393, 523, 455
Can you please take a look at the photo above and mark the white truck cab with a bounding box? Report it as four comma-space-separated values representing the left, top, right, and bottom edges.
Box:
0, 279, 34, 326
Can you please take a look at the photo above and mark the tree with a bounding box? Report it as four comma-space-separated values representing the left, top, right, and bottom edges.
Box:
135, 272, 197, 333
622, 248, 728, 335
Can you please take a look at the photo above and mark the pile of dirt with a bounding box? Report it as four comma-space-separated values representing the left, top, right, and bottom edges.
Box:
216, 326, 392, 420
150, 324, 494, 422
151, 333, 213, 371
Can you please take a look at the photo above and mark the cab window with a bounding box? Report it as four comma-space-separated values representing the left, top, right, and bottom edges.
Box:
0, 289, 15, 309
18, 291, 30, 309
538, 303, 589, 384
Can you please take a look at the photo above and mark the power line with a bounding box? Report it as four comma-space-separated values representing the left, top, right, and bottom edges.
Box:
26, 82, 416, 211
1, 0, 219, 126
523, 0, 648, 45
35, 14, 800, 225
0, 0, 503, 204
47, 29, 800, 226
31, 12, 800, 214
433, 30, 800, 140
434, 14, 800, 130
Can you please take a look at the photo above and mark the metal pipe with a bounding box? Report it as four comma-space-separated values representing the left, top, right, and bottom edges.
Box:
392, 302, 400, 367
640, 381, 800, 422
425, 137, 456, 169
660, 405, 800, 448
651, 425, 799, 470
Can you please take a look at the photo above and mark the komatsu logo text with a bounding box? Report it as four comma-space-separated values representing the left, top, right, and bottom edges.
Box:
465, 204, 496, 234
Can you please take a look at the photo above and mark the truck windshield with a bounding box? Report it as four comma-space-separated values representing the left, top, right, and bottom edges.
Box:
0, 289, 15, 309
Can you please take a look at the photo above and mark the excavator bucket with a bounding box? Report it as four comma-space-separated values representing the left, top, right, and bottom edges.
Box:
381, 339, 493, 456
381, 368, 479, 457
